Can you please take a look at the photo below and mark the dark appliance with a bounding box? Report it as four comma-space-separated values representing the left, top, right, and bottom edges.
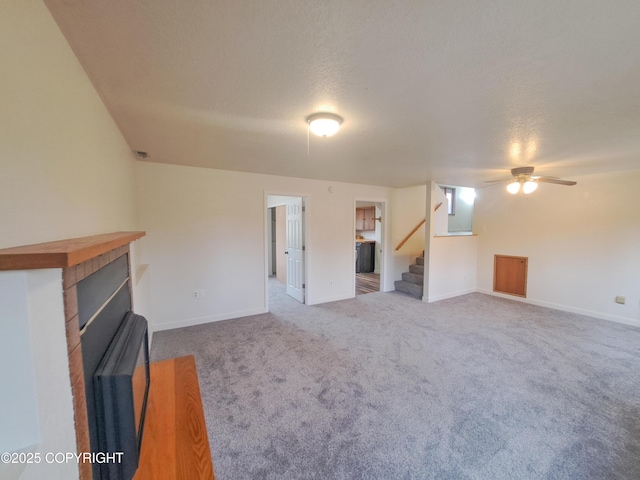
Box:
93, 312, 150, 480
356, 241, 375, 273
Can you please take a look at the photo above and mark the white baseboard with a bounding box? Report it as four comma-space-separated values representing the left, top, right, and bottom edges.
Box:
150, 291, 639, 331
308, 293, 353, 306
476, 288, 640, 328
153, 306, 268, 332
427, 288, 476, 303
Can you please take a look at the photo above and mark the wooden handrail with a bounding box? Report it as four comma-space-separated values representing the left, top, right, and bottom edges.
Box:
394, 202, 443, 251
395, 219, 425, 251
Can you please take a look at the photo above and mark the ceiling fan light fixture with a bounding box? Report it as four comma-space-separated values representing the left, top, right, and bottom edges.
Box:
523, 180, 538, 194
307, 112, 343, 137
488, 166, 576, 193
507, 181, 521, 194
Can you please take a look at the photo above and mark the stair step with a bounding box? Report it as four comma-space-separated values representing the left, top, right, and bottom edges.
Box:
402, 272, 424, 285
395, 280, 423, 299
409, 264, 424, 275
415, 256, 424, 266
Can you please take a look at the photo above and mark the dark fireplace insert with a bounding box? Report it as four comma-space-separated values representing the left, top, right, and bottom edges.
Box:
79, 253, 151, 480
93, 312, 150, 480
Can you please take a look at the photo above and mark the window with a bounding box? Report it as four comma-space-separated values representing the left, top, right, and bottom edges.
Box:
442, 187, 455, 215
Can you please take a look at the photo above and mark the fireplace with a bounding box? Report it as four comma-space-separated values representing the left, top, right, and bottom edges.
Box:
0, 231, 146, 480
76, 240, 150, 480
0, 231, 215, 480
76, 238, 150, 480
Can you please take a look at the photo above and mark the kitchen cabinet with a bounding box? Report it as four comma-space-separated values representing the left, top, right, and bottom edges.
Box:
356, 207, 376, 231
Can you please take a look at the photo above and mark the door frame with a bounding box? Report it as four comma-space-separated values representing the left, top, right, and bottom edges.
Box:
353, 198, 389, 296
264, 192, 310, 311
274, 205, 286, 284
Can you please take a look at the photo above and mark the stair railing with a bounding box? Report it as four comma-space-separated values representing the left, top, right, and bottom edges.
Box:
394, 202, 443, 251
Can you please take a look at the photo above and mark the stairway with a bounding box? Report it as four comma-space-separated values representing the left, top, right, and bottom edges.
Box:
394, 254, 424, 299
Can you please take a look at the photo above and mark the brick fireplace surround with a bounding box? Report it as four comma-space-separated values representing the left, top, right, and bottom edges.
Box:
0, 231, 145, 480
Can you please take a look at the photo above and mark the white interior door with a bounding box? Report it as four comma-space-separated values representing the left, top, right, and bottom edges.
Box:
285, 197, 305, 303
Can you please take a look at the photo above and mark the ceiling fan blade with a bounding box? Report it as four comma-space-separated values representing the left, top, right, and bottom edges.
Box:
484, 178, 512, 184
536, 176, 577, 186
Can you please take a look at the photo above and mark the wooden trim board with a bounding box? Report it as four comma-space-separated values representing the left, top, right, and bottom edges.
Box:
0, 231, 145, 270
134, 356, 215, 480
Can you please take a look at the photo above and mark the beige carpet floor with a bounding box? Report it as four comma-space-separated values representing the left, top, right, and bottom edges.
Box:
151, 279, 640, 479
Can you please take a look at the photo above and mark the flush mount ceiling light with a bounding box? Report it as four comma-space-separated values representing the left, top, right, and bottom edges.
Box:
307, 112, 343, 137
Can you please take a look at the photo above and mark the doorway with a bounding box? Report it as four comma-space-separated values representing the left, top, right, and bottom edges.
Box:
355, 200, 385, 295
267, 195, 307, 306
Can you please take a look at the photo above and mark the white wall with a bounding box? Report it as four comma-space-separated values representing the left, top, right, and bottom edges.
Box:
0, 4, 138, 249
433, 186, 449, 236
390, 185, 427, 281
135, 162, 393, 331
0, 270, 81, 480
475, 169, 640, 326
22, 270, 78, 480
0, 273, 39, 454
428, 236, 478, 301
0, 2, 141, 478
424, 182, 478, 302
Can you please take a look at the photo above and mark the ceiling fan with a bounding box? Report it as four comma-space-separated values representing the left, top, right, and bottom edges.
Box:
485, 166, 577, 194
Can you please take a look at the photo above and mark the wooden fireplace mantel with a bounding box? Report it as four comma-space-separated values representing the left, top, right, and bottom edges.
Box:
0, 231, 146, 271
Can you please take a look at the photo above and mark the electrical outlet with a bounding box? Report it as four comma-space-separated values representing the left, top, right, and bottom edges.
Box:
615, 295, 625, 305
193, 290, 200, 299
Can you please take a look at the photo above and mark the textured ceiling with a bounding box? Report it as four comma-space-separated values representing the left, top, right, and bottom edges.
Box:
44, 0, 640, 187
